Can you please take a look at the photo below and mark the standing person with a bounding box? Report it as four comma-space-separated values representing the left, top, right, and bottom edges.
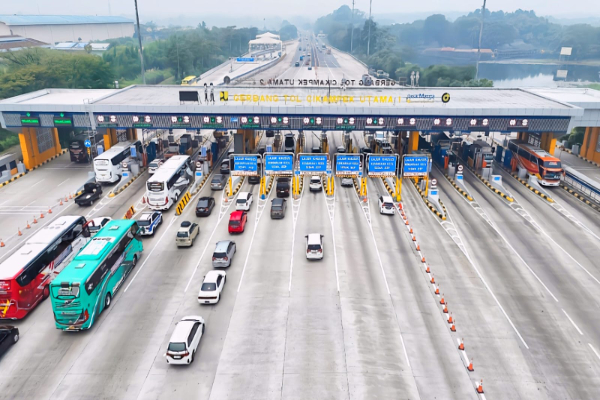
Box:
204, 83, 209, 103
210, 83, 215, 103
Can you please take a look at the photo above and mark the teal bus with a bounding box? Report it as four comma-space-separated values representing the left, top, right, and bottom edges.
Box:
50, 220, 143, 331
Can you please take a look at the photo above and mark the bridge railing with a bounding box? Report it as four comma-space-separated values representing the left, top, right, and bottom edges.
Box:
563, 166, 600, 204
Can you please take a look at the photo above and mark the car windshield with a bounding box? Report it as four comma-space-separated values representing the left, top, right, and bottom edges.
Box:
237, 198, 247, 204
230, 221, 240, 227
168, 342, 186, 352
383, 202, 394, 207
311, 178, 320, 183
138, 220, 151, 227
272, 206, 282, 211
198, 200, 209, 207
213, 252, 227, 258
212, 175, 223, 183
177, 231, 189, 237
149, 162, 159, 168
308, 244, 321, 251
201, 282, 217, 291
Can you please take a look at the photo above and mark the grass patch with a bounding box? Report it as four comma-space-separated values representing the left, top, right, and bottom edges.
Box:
0, 128, 20, 154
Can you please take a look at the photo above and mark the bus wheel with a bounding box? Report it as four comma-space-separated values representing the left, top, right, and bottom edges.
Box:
104, 292, 112, 309
132, 255, 138, 267
43, 285, 50, 299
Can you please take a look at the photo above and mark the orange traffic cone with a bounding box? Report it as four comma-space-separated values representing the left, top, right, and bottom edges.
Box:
40, 213, 44, 218
477, 379, 484, 394
447, 313, 454, 324
18, 228, 22, 236
65, 196, 68, 202
69, 193, 73, 199
59, 199, 63, 206
416, 244, 420, 251
459, 338, 464, 350
48, 208, 52, 213
468, 358, 474, 371
443, 302, 448, 314
412, 235, 416, 241
440, 294, 445, 305
0, 239, 4, 247
33, 217, 38, 224
26, 221, 31, 229
430, 274, 435, 284
435, 286, 440, 295
405, 220, 409, 225
142, 197, 146, 204
450, 319, 456, 332
409, 227, 413, 234
421, 256, 426, 263
425, 265, 430, 273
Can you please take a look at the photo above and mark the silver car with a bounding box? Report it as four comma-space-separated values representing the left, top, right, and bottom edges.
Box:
212, 240, 236, 268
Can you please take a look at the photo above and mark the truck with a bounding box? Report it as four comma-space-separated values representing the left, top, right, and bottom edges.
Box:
376, 70, 390, 79
326, 48, 331, 55
74, 182, 103, 207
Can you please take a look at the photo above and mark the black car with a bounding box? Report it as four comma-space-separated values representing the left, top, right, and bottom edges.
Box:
0, 326, 19, 357
220, 160, 230, 174
257, 147, 266, 156
248, 175, 261, 184
196, 197, 216, 217
74, 182, 102, 207
270, 198, 287, 219
276, 177, 290, 198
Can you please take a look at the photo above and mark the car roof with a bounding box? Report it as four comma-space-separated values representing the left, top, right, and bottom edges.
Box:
170, 320, 196, 342
215, 240, 231, 251
230, 210, 244, 219
307, 233, 322, 244
204, 270, 224, 283
238, 192, 249, 199
272, 198, 284, 205
311, 175, 320, 179
139, 212, 155, 221
381, 195, 394, 202
198, 196, 213, 201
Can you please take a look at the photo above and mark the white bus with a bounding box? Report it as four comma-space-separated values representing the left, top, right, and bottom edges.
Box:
94, 140, 143, 184
146, 155, 194, 211
0, 216, 90, 319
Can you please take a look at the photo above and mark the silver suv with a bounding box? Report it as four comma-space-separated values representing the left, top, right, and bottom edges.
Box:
212, 240, 237, 268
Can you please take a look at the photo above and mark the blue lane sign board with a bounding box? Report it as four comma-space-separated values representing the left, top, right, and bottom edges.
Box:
130, 145, 137, 158
403, 155, 429, 177
299, 154, 328, 173
84, 140, 91, 148
236, 57, 255, 62
232, 155, 258, 176
265, 153, 294, 175
367, 155, 397, 177
335, 154, 360, 176
201, 146, 207, 157
266, 145, 273, 153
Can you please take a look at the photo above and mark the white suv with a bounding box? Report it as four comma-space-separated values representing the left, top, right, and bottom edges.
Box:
309, 176, 322, 192
236, 192, 253, 211
378, 195, 395, 215
305, 233, 324, 260
165, 316, 205, 365
198, 270, 226, 304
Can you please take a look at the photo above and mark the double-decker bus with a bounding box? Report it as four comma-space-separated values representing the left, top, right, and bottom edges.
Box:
93, 140, 143, 184
50, 220, 143, 331
146, 155, 194, 211
0, 216, 89, 320
508, 140, 564, 186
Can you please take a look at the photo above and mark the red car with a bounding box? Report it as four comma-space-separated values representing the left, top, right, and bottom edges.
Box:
228, 211, 248, 233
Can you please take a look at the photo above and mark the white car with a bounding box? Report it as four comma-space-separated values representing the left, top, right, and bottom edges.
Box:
341, 177, 354, 187
148, 159, 163, 174
165, 316, 205, 365
305, 233, 324, 260
309, 176, 322, 192
236, 192, 253, 211
198, 270, 226, 304
87, 217, 112, 236
378, 195, 395, 215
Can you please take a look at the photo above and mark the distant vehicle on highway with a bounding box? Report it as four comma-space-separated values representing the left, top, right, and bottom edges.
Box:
309, 175, 322, 192
148, 159, 164, 174
308, 66, 312, 70
50, 219, 143, 331
341, 177, 354, 187
378, 195, 395, 215
228, 211, 248, 233
196, 196, 215, 217
94, 140, 143, 184
212, 240, 236, 268
69, 139, 89, 163
198, 270, 226, 305
295, 61, 300, 67
220, 159, 230, 174
284, 133, 295, 153
146, 155, 193, 211
0, 326, 19, 356
305, 233, 324, 260
506, 140, 563, 186
165, 316, 205, 364
74, 182, 102, 207
211, 174, 227, 190
137, 211, 163, 236
176, 221, 199, 247
336, 145, 346, 153
0, 215, 89, 320
180, 76, 197, 86
270, 198, 287, 219
236, 192, 253, 211
276, 177, 290, 197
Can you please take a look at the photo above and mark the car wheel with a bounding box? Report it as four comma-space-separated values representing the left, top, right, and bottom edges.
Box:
224, 276, 227, 284
104, 292, 112, 309
13, 333, 19, 343
202, 324, 205, 334
132, 255, 138, 267
191, 350, 195, 362
42, 285, 50, 300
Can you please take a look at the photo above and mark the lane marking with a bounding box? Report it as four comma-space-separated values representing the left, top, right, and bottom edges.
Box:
289, 186, 303, 292
124, 216, 177, 292
589, 343, 600, 361
322, 187, 340, 293
562, 309, 583, 335
30, 180, 44, 188
57, 178, 71, 187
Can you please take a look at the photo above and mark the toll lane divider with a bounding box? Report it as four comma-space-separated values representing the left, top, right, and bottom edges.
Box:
410, 178, 446, 220
510, 173, 554, 203
0, 149, 67, 188
352, 177, 361, 196
381, 177, 394, 197
191, 175, 209, 196
231, 176, 245, 197
0, 171, 27, 188
562, 185, 600, 212
444, 174, 474, 201
175, 191, 192, 216
399, 202, 483, 394
265, 176, 274, 195
472, 170, 514, 202
562, 147, 600, 167
123, 205, 136, 219
29, 149, 69, 171
109, 167, 147, 198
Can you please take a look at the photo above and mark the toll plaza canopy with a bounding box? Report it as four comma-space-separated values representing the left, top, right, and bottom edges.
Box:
1, 85, 597, 135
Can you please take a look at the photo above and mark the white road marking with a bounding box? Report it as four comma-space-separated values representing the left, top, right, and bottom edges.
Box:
289, 189, 303, 292
237, 195, 269, 293
562, 309, 583, 335
57, 178, 71, 187
589, 343, 600, 361
30, 180, 44, 188
124, 216, 177, 293
323, 188, 340, 293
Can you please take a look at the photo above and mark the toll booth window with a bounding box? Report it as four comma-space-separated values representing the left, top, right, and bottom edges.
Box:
9, 160, 17, 170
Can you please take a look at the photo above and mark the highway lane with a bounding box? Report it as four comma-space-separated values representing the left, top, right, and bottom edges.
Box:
366, 177, 475, 399
0, 153, 94, 255
550, 185, 600, 238
441, 167, 600, 398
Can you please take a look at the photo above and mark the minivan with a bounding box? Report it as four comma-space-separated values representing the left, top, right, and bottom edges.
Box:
165, 316, 205, 365
212, 240, 236, 268
270, 198, 287, 219
276, 177, 290, 197
211, 174, 227, 190
284, 134, 295, 153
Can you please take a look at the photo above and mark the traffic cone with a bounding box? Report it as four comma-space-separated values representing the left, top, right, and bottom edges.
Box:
18, 228, 22, 236
405, 220, 409, 225
440, 294, 445, 305
430, 274, 435, 284
65, 196, 68, 202
59, 199, 63, 206
435, 286, 440, 295
412, 235, 416, 241
40, 213, 44, 218
421, 256, 426, 263
0, 239, 4, 247
397, 203, 403, 210
468, 358, 474, 371
477, 379, 484, 394
26, 221, 31, 229
33, 217, 38, 224
416, 244, 420, 251
142, 196, 146, 204
409, 227, 413, 234
69, 193, 73, 199
48, 208, 52, 213
447, 313, 454, 324
459, 338, 464, 350
450, 318, 456, 332
443, 302, 448, 313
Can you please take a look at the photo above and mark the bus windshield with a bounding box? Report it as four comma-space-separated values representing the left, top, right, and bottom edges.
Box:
147, 182, 164, 192
543, 160, 562, 169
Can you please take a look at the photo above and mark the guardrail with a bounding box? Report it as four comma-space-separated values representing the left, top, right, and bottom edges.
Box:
231, 55, 285, 84
563, 167, 600, 204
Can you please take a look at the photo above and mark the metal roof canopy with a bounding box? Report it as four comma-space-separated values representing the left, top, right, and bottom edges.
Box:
0, 15, 133, 26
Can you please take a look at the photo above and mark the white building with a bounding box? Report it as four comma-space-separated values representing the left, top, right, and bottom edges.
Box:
249, 32, 282, 55
0, 15, 134, 45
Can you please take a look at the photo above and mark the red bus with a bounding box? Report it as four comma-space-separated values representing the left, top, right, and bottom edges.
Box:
508, 140, 564, 186
0, 216, 89, 320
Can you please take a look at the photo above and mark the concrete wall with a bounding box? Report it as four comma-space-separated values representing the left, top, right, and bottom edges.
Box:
18, 127, 61, 170
7, 23, 134, 44
0, 22, 10, 36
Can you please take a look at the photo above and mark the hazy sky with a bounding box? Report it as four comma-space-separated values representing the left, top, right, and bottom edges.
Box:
2, 0, 595, 19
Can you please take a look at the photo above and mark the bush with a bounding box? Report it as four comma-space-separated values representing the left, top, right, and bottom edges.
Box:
0, 128, 20, 154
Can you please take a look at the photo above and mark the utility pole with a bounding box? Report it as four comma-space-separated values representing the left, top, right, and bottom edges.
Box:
475, 0, 487, 80
350, 0, 355, 53
134, 0, 146, 84
367, 0, 373, 56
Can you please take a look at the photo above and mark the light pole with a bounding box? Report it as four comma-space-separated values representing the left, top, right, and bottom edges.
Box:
134, 0, 146, 84
475, 0, 487, 81
350, 0, 355, 53
367, 0, 373, 56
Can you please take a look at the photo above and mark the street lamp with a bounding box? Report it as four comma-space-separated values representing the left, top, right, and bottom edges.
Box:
367, 0, 373, 56
133, 0, 146, 84
475, 0, 487, 80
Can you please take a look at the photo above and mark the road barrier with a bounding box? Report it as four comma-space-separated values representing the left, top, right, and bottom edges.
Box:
0, 171, 27, 188
410, 179, 446, 220
381, 177, 394, 197
109, 167, 147, 197
473, 171, 515, 202
175, 191, 192, 215
123, 205, 136, 219
562, 185, 600, 212
29, 149, 68, 171
444, 174, 474, 201
511, 174, 554, 203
